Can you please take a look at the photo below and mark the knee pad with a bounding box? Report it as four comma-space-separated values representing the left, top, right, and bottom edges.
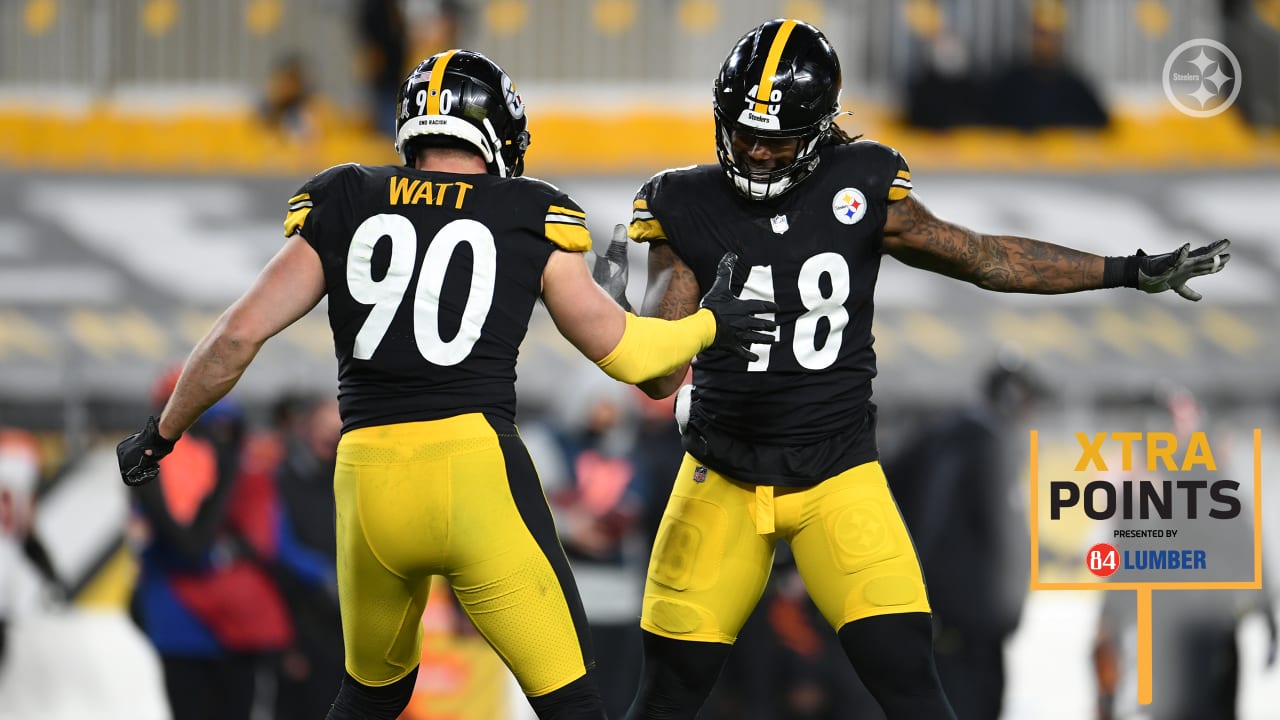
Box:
624, 631, 731, 720
325, 668, 418, 720
526, 672, 606, 720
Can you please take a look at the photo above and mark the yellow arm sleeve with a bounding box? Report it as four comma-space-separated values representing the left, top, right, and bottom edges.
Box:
594, 310, 716, 384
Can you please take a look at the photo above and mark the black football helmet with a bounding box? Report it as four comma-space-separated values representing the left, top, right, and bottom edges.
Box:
713, 19, 842, 200
395, 49, 531, 177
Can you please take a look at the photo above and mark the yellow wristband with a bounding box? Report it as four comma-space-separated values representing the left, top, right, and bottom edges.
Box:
594, 309, 716, 384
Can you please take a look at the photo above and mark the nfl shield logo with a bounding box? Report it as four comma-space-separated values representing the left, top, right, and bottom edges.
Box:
693, 466, 707, 483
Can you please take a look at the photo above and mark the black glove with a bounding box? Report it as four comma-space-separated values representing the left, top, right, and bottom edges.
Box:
591, 223, 631, 311
117, 416, 179, 486
1106, 239, 1230, 301
699, 252, 778, 361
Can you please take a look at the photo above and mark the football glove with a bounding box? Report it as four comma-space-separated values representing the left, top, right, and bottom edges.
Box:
117, 415, 178, 487
699, 252, 778, 361
674, 384, 692, 435
591, 223, 631, 311
1107, 239, 1230, 301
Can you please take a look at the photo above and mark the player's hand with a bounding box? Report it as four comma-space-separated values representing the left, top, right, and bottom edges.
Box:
591, 223, 631, 311
699, 252, 778, 361
1135, 239, 1230, 301
116, 416, 178, 486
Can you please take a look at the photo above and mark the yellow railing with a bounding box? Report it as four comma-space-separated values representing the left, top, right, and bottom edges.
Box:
2, 100, 1278, 176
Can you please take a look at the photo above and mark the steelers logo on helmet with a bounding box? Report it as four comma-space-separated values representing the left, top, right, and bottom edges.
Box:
394, 49, 531, 178
832, 187, 867, 225
501, 72, 525, 120
713, 19, 842, 201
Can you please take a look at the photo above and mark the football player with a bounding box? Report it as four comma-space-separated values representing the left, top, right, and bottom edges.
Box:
0, 427, 64, 675
116, 50, 774, 720
611, 18, 1231, 720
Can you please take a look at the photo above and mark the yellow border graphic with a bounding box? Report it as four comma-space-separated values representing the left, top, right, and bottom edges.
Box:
1028, 428, 1263, 705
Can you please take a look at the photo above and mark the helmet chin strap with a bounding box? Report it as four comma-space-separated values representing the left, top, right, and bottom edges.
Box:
481, 117, 508, 177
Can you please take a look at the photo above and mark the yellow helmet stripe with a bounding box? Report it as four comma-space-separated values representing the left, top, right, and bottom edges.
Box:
427, 49, 458, 114
754, 19, 798, 114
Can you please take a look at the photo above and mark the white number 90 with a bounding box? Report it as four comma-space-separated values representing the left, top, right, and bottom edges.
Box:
346, 214, 496, 366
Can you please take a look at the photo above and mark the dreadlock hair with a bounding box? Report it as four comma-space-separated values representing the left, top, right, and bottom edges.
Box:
825, 121, 862, 146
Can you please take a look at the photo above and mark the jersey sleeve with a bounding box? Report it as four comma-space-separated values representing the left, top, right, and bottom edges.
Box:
543, 193, 592, 252
627, 175, 669, 244
283, 163, 355, 239
886, 147, 913, 203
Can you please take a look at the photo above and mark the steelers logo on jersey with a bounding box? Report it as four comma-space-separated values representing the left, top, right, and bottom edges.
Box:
831, 187, 868, 225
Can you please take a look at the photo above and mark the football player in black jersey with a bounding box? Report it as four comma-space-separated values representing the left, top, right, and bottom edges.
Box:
115, 50, 774, 720
612, 19, 1232, 720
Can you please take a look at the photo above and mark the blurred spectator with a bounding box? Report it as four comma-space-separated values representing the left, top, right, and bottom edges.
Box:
0, 428, 64, 677
528, 374, 648, 718
260, 53, 318, 144
886, 354, 1042, 720
273, 397, 345, 720
986, 0, 1110, 130
404, 0, 467, 70
1222, 0, 1280, 127
129, 371, 294, 720
906, 31, 987, 130
356, 0, 466, 139
1092, 387, 1277, 720
356, 0, 409, 138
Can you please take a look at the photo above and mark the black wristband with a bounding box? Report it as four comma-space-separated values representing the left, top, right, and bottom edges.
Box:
1103, 256, 1139, 289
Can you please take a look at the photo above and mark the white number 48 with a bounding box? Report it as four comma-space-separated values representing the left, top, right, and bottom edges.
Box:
739, 253, 850, 371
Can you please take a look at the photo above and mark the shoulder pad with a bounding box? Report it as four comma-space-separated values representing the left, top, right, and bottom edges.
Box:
543, 193, 591, 252
494, 176, 590, 252
846, 140, 913, 202
514, 175, 563, 193
284, 163, 362, 238
628, 166, 697, 244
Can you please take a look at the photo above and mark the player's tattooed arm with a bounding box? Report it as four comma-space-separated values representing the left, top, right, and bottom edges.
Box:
882, 194, 1104, 293
637, 241, 701, 399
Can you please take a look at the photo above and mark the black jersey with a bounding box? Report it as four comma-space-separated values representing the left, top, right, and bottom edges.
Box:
284, 163, 592, 433
629, 140, 912, 486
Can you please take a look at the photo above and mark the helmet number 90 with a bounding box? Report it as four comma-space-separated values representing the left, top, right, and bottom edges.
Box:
415, 88, 454, 116
346, 214, 496, 366
740, 253, 849, 371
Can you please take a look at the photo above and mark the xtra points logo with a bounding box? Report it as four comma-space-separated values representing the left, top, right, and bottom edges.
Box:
1030, 428, 1264, 708
1162, 38, 1242, 118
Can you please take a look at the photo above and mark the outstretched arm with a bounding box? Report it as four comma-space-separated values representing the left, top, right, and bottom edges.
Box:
120, 235, 327, 486
883, 194, 1229, 300
883, 194, 1103, 293
543, 245, 772, 390
159, 234, 327, 439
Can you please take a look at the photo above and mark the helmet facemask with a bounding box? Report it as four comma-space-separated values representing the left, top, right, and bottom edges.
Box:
714, 107, 833, 201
